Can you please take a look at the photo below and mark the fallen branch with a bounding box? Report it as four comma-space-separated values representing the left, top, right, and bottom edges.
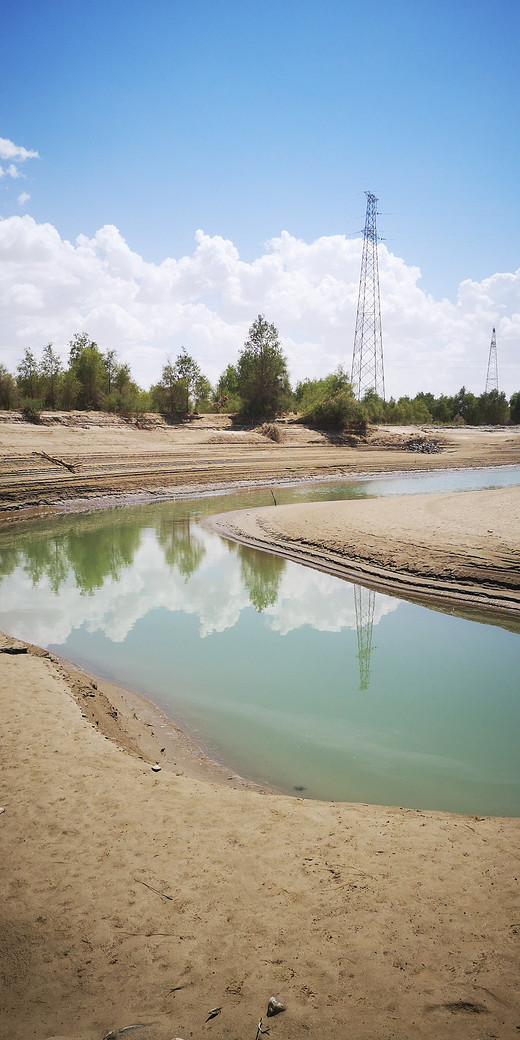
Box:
134, 879, 173, 901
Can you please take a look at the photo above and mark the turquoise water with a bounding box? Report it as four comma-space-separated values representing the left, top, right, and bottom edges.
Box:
0, 468, 518, 816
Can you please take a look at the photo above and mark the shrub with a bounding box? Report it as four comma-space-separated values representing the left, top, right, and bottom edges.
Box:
21, 398, 42, 424
303, 390, 366, 431
258, 422, 284, 442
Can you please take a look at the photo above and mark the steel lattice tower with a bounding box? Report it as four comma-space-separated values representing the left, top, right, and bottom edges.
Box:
485, 327, 499, 392
351, 192, 385, 401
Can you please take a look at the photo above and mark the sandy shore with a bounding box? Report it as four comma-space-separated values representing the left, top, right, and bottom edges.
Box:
1, 418, 519, 1040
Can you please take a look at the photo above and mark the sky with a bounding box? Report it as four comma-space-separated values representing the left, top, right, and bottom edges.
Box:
1, 0, 519, 399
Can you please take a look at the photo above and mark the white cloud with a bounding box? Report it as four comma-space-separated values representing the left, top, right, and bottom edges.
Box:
17, 192, 30, 206
0, 215, 518, 397
0, 137, 39, 162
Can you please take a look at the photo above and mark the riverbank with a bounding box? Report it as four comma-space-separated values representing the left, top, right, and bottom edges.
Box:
206, 485, 520, 621
1, 412, 519, 521
1, 419, 519, 1040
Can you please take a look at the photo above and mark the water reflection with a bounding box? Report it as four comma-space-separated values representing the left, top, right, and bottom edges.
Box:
0, 514, 143, 596
354, 586, 376, 690
0, 502, 399, 652
235, 544, 286, 613
0, 493, 518, 814
156, 518, 206, 582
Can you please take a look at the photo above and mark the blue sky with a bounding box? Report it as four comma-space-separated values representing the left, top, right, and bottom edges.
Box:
1, 0, 519, 398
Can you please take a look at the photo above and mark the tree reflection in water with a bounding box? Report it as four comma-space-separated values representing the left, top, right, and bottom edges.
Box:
235, 542, 286, 612
155, 518, 206, 582
0, 512, 142, 595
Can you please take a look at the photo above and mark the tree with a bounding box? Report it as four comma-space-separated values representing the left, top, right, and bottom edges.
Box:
173, 348, 207, 414
103, 349, 118, 394
68, 332, 94, 366
214, 364, 241, 412
70, 341, 106, 409
509, 391, 520, 425
16, 348, 41, 401
237, 315, 290, 418
0, 364, 18, 409
150, 357, 185, 414
59, 369, 80, 409
451, 386, 478, 425
476, 390, 509, 425
40, 343, 62, 409
296, 366, 362, 430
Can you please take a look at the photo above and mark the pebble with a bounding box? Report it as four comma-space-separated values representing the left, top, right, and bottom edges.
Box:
267, 996, 286, 1017
151, 764, 161, 772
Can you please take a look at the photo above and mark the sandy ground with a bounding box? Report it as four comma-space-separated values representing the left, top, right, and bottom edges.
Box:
1, 416, 519, 1040
1, 411, 519, 521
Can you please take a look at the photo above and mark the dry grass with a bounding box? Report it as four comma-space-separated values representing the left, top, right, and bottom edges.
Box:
257, 422, 285, 443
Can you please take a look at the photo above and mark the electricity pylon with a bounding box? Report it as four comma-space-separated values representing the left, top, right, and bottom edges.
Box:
485, 327, 499, 392
354, 584, 376, 690
351, 191, 385, 401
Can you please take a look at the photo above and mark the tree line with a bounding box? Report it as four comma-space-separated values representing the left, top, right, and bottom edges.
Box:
1, 316, 519, 426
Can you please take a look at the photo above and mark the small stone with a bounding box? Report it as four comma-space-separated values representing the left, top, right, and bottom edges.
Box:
0, 807, 5, 814
267, 996, 286, 1017
151, 764, 161, 772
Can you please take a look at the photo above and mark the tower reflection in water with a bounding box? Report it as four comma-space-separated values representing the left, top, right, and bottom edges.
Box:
354, 584, 376, 690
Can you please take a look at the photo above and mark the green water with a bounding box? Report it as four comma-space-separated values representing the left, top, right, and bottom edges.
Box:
0, 469, 518, 816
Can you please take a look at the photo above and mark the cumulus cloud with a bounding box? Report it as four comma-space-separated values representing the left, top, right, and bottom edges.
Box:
0, 214, 518, 396
17, 192, 30, 206
0, 137, 39, 162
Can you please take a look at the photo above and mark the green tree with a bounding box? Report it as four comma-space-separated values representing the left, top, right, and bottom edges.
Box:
509, 391, 520, 424
59, 369, 81, 409
173, 348, 207, 414
68, 332, 94, 366
150, 357, 185, 414
71, 342, 107, 409
296, 367, 363, 430
0, 364, 18, 409
237, 315, 290, 418
214, 364, 242, 412
40, 343, 62, 409
362, 388, 387, 423
451, 386, 478, 424
103, 349, 118, 394
476, 390, 509, 425
16, 348, 41, 401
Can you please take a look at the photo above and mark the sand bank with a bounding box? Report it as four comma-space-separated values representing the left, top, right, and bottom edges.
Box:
206, 485, 520, 619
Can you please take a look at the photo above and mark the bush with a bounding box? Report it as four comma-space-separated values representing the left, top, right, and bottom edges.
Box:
303, 390, 366, 431
21, 398, 42, 424
258, 422, 284, 442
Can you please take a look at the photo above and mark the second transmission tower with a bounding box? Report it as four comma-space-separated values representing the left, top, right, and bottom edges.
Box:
351, 191, 385, 401
485, 327, 499, 392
